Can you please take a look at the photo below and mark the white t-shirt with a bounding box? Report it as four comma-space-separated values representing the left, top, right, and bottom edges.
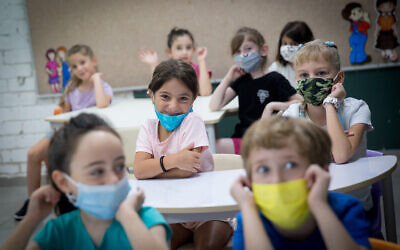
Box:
268, 61, 296, 89
283, 97, 374, 210
136, 112, 214, 172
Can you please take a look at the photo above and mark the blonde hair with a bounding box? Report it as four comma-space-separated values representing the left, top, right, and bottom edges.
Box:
295, 39, 340, 71
241, 116, 332, 178
231, 27, 267, 69
59, 45, 96, 108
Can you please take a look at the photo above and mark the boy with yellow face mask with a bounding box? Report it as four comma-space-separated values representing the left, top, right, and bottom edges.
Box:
230, 116, 370, 250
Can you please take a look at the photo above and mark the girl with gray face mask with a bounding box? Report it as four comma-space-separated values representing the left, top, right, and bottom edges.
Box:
209, 27, 303, 155
268, 21, 314, 88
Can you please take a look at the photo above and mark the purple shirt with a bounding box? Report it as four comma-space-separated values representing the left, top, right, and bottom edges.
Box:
66, 81, 113, 111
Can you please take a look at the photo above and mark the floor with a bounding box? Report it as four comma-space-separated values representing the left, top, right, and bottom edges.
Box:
0, 150, 399, 247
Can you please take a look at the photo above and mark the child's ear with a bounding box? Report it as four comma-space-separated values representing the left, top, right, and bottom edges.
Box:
92, 56, 98, 67
165, 48, 172, 57
148, 90, 155, 104
52, 170, 74, 194
336, 71, 345, 84
260, 44, 269, 57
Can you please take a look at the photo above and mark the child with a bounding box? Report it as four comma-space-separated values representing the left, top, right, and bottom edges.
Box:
2, 113, 171, 249
282, 40, 374, 222
14, 44, 113, 221
268, 21, 314, 88
139, 27, 213, 96
230, 116, 370, 249
209, 27, 302, 154
134, 59, 233, 250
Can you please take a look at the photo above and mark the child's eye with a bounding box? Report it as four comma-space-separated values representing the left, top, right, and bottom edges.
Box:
90, 169, 103, 176
186, 45, 192, 50
180, 96, 189, 102
161, 95, 169, 100
257, 165, 269, 174
317, 71, 328, 77
299, 73, 308, 79
176, 45, 182, 50
115, 164, 126, 173
285, 162, 297, 169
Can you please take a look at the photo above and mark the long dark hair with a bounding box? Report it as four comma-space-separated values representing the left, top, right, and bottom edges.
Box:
48, 113, 120, 215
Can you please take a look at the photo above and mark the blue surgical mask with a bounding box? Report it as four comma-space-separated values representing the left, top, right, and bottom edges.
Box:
235, 51, 262, 72
64, 174, 131, 220
155, 106, 193, 131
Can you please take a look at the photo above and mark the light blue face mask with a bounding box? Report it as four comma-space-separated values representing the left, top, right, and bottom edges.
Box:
155, 106, 193, 131
234, 51, 262, 73
64, 174, 131, 220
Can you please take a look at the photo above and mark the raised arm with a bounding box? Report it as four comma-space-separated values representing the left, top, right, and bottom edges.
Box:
133, 144, 202, 179
196, 47, 212, 96
1, 185, 60, 250
325, 83, 366, 164
209, 65, 243, 111
117, 189, 169, 250
91, 73, 111, 108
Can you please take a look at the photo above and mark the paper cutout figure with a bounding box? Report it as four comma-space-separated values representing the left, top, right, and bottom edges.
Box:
57, 46, 71, 92
342, 2, 371, 64
45, 48, 61, 93
375, 0, 399, 61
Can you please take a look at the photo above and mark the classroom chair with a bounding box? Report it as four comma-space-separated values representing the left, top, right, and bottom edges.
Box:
366, 149, 385, 239
369, 238, 400, 250
212, 154, 244, 171
115, 126, 140, 168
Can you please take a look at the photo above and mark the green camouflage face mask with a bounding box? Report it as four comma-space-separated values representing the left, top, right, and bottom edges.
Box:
296, 78, 335, 106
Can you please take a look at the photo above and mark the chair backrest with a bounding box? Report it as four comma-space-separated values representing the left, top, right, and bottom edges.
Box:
369, 238, 400, 250
366, 149, 384, 157
212, 154, 244, 171
116, 126, 141, 167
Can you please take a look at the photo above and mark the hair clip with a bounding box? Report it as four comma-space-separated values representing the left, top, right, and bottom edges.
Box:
324, 41, 337, 48
297, 44, 304, 50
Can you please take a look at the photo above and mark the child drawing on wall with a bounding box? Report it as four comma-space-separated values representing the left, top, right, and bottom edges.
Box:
45, 48, 61, 93
56, 46, 71, 92
342, 2, 371, 64
375, 0, 399, 61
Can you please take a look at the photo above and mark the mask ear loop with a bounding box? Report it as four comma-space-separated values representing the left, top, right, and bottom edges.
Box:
63, 173, 78, 203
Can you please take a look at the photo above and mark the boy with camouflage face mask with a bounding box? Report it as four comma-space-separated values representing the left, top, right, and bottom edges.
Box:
283, 40, 376, 235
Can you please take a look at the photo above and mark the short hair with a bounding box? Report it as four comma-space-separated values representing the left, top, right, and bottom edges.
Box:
295, 39, 341, 72
167, 27, 195, 49
341, 2, 362, 21
241, 116, 332, 178
45, 48, 56, 60
231, 27, 267, 69
275, 21, 314, 66
149, 59, 198, 98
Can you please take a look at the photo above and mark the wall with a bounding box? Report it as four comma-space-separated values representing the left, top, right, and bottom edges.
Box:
0, 0, 131, 177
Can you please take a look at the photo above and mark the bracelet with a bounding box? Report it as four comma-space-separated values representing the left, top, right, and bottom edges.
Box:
160, 156, 168, 172
323, 96, 339, 109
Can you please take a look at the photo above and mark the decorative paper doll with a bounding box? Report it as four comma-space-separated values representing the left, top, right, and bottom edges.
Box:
342, 2, 371, 64
45, 48, 61, 93
56, 46, 71, 92
375, 0, 399, 61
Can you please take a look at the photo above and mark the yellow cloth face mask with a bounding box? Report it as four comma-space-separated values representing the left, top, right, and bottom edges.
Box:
252, 179, 310, 230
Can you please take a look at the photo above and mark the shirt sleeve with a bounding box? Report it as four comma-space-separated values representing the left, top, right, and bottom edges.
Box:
139, 206, 172, 241
135, 121, 154, 155
179, 113, 209, 152
268, 62, 279, 72
101, 81, 113, 98
232, 213, 245, 250
330, 193, 371, 249
347, 99, 373, 131
34, 219, 62, 249
282, 103, 300, 117
271, 72, 297, 101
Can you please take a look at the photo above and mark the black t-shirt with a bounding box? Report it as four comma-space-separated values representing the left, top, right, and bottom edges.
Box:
230, 72, 296, 138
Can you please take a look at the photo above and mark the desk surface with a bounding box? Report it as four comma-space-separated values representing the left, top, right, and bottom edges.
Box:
45, 96, 238, 128
131, 156, 397, 216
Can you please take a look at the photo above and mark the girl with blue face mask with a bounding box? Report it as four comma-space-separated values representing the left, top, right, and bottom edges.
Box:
134, 59, 233, 250
3, 113, 171, 250
210, 27, 303, 155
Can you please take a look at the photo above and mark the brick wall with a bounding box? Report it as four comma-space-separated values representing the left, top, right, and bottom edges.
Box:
0, 0, 132, 177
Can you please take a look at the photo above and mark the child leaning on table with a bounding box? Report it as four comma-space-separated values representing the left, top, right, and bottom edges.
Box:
2, 113, 171, 250
133, 59, 233, 250
230, 116, 370, 250
14, 44, 113, 221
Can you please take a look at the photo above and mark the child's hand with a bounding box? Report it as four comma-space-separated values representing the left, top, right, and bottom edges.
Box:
230, 176, 256, 209
90, 72, 103, 85
304, 165, 330, 211
116, 188, 145, 222
138, 48, 159, 67
226, 65, 246, 83
196, 47, 208, 62
329, 82, 346, 100
173, 143, 202, 172
26, 185, 61, 223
